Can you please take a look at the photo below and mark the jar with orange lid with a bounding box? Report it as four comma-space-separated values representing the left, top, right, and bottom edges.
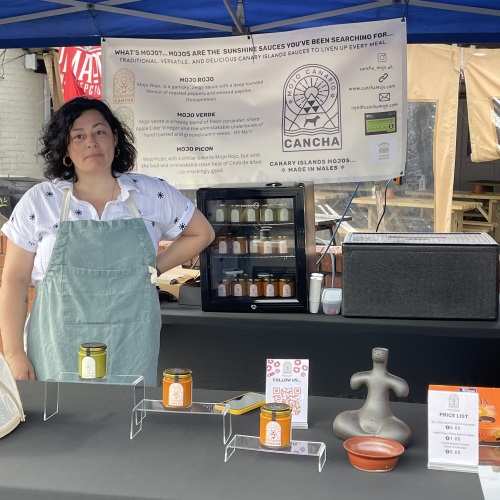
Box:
231, 276, 247, 297
246, 277, 263, 297
232, 236, 248, 255
262, 276, 278, 297
217, 278, 231, 297
162, 368, 193, 408
279, 277, 295, 297
260, 402, 292, 448
214, 233, 232, 254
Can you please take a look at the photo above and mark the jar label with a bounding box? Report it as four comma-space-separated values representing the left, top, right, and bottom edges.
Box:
233, 283, 243, 296
265, 421, 282, 447
263, 241, 272, 254
282, 284, 291, 297
233, 241, 241, 254
247, 208, 256, 222
168, 382, 184, 406
279, 240, 288, 254
249, 283, 258, 297
230, 209, 240, 222
219, 241, 227, 254
279, 208, 289, 221
264, 208, 273, 222
266, 283, 276, 297
217, 283, 227, 297
81, 356, 96, 379
249, 239, 259, 253
215, 208, 225, 222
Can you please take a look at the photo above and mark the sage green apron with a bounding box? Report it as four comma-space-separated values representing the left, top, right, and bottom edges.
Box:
27, 188, 161, 386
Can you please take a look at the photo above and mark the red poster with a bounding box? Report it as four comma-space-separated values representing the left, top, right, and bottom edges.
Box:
59, 46, 102, 101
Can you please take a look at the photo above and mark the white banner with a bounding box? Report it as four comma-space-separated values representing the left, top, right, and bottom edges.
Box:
102, 19, 407, 189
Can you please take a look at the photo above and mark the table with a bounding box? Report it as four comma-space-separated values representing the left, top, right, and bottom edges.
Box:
0, 381, 486, 500
453, 190, 500, 242
467, 180, 500, 194
351, 196, 482, 232
159, 303, 500, 404
315, 213, 353, 244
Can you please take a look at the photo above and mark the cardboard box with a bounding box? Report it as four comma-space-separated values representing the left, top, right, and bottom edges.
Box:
157, 267, 200, 301
429, 385, 500, 444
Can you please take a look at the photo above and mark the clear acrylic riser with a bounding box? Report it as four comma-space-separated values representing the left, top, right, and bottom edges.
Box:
131, 399, 232, 443
225, 434, 327, 472
44, 372, 145, 422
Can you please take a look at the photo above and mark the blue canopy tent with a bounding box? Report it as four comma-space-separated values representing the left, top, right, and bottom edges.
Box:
0, 0, 499, 48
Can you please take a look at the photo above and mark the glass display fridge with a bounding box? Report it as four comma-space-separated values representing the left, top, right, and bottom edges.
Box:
196, 183, 316, 312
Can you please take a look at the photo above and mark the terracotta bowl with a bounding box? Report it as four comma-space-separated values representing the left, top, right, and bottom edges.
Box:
343, 436, 405, 472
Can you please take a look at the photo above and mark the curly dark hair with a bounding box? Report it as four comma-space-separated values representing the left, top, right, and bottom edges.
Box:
40, 97, 136, 181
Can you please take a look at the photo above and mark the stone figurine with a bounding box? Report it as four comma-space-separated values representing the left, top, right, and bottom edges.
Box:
333, 347, 412, 447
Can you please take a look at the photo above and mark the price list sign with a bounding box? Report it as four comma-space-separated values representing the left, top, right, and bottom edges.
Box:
428, 389, 479, 473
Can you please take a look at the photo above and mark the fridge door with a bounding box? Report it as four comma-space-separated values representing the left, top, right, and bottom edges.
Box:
197, 183, 315, 312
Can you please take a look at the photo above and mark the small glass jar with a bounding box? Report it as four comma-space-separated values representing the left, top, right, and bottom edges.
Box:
231, 276, 247, 297
260, 402, 292, 448
259, 227, 273, 255
263, 277, 278, 297
214, 234, 232, 254
259, 204, 275, 222
232, 236, 248, 255
214, 204, 227, 223
276, 204, 291, 222
246, 277, 263, 297
248, 235, 260, 254
78, 342, 107, 380
217, 278, 231, 297
279, 277, 295, 297
244, 205, 258, 223
162, 368, 192, 408
229, 204, 241, 223
277, 235, 289, 255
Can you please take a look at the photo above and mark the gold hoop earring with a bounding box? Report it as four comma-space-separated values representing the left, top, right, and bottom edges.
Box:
115, 147, 121, 158
63, 155, 73, 167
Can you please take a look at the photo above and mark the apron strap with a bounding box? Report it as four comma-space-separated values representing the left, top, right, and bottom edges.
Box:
127, 192, 141, 218
60, 188, 72, 222
59, 186, 141, 221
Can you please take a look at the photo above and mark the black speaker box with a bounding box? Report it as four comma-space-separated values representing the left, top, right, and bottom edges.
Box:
342, 232, 499, 320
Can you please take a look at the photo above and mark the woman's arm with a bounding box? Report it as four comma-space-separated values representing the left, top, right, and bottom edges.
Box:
0, 239, 36, 380
156, 209, 215, 274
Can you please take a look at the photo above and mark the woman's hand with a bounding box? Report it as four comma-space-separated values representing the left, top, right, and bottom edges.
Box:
5, 351, 36, 381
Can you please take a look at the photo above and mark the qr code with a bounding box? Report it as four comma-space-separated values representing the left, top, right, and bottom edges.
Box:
273, 386, 302, 415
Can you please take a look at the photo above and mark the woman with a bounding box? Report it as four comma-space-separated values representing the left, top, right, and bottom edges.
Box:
0, 97, 214, 385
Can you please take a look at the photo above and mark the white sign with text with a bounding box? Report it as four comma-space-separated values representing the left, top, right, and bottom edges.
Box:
102, 19, 407, 188
265, 358, 309, 429
428, 389, 479, 473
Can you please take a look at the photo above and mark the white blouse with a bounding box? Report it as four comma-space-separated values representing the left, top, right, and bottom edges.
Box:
1, 173, 195, 285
